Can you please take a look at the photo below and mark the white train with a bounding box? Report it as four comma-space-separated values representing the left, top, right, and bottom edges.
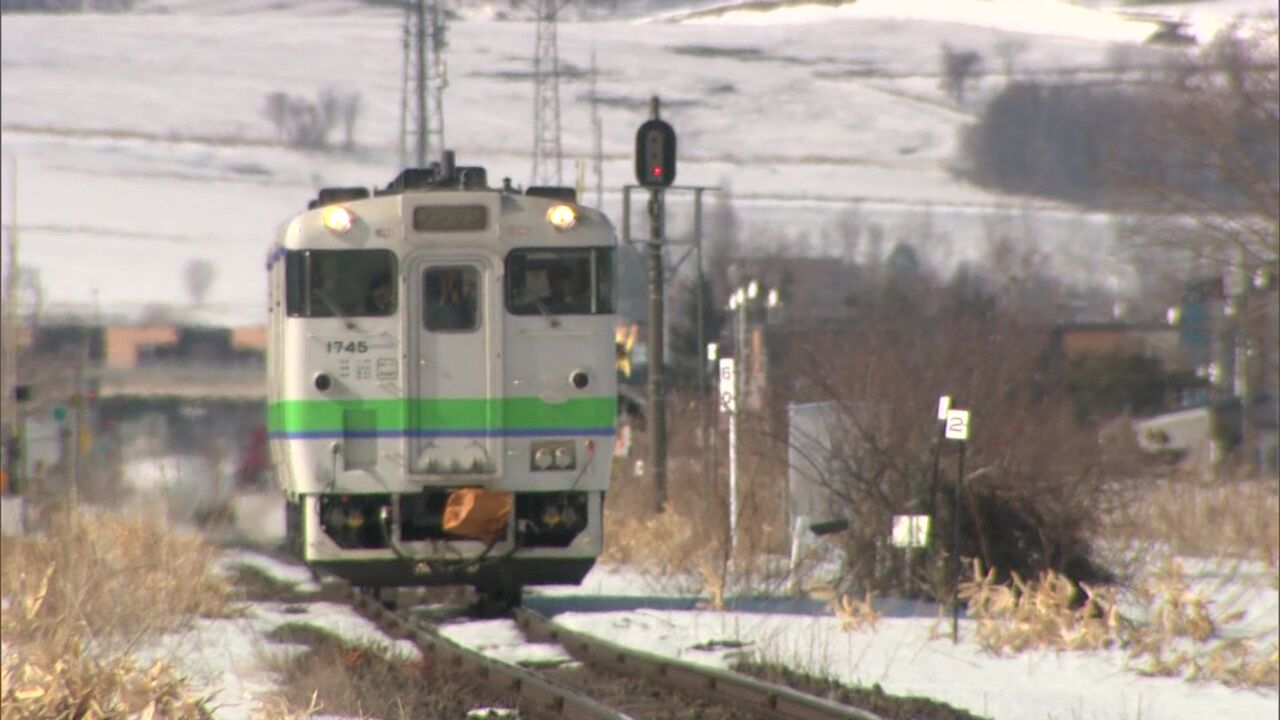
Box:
266, 155, 617, 606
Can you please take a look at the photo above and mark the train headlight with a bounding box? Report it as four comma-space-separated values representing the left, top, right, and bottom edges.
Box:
532, 446, 554, 470
553, 445, 575, 469
541, 505, 562, 527
546, 204, 577, 231
322, 205, 355, 233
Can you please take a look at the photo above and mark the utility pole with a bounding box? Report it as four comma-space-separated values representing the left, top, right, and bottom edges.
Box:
2, 158, 19, 495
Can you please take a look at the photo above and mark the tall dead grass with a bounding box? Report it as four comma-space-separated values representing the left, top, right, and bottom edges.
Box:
1, 503, 234, 718
602, 396, 791, 602
960, 558, 1279, 688
1110, 476, 1280, 567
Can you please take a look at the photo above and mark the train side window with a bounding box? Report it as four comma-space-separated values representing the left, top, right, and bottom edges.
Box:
506, 247, 615, 316
285, 249, 397, 318
424, 266, 479, 332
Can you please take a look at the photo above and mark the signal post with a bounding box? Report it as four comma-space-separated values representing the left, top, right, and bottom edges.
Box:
634, 97, 677, 514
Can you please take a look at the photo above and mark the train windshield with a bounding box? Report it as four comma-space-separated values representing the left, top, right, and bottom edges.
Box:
506, 248, 614, 316
285, 249, 398, 318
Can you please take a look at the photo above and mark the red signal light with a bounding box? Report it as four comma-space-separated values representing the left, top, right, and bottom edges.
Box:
651, 165, 662, 176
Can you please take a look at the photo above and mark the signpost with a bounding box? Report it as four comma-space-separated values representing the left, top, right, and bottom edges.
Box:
943, 404, 970, 643
891, 514, 930, 549
719, 358, 737, 560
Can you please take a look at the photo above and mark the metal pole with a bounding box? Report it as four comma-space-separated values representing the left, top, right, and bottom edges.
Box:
728, 387, 737, 560
3, 158, 19, 495
71, 358, 83, 505
694, 189, 706, 462
951, 440, 966, 643
647, 188, 667, 514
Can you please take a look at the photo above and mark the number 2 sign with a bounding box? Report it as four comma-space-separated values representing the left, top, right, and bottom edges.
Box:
944, 409, 970, 442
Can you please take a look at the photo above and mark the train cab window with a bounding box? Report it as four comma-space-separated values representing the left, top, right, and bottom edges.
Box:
286, 250, 398, 318
506, 248, 615, 316
424, 266, 479, 332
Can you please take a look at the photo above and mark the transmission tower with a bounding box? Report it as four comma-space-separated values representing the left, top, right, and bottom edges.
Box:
400, 0, 448, 167
589, 50, 603, 207
531, 0, 569, 185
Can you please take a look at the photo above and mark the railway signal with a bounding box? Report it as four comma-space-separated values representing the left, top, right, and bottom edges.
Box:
635, 117, 676, 188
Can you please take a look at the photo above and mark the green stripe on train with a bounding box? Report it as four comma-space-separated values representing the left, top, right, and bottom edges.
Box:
267, 396, 617, 433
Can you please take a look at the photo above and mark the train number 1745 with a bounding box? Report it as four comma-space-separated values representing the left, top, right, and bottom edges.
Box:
326, 340, 369, 354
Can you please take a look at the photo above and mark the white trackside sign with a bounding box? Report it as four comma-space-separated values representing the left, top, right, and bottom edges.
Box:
719, 358, 736, 414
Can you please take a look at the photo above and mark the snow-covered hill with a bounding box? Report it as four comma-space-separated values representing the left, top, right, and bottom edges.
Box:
0, 0, 1275, 323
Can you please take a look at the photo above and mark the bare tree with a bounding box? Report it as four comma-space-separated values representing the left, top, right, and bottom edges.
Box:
940, 44, 984, 106
994, 38, 1028, 81
184, 258, 217, 307
1117, 23, 1278, 275
340, 91, 362, 151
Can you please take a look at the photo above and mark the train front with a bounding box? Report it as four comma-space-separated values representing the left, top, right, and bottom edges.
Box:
266, 165, 617, 605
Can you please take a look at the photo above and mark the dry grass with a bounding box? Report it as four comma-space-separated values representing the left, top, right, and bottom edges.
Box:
1, 502, 234, 718
258, 623, 516, 719
959, 560, 1126, 653
1110, 476, 1280, 567
603, 396, 792, 601
959, 558, 1279, 688
807, 584, 881, 632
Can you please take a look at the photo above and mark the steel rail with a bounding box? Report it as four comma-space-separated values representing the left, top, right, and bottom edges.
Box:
347, 588, 635, 720
514, 606, 888, 720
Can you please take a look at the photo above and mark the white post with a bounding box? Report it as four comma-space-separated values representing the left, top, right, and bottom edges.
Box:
718, 357, 737, 561
728, 399, 737, 557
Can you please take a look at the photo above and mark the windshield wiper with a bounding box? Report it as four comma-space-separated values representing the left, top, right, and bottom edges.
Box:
316, 288, 358, 331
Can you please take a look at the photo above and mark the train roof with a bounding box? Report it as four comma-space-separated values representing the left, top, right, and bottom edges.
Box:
305, 151, 579, 211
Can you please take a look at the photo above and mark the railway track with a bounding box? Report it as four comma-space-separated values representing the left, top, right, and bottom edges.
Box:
344, 585, 887, 720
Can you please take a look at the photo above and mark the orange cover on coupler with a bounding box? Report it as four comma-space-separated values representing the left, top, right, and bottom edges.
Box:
442, 488, 513, 542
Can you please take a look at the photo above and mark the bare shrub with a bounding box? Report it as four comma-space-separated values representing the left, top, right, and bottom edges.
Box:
263, 88, 361, 151
778, 299, 1144, 599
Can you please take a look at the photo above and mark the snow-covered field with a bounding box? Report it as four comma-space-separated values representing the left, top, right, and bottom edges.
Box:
201, 517, 1278, 720
3, 0, 1274, 324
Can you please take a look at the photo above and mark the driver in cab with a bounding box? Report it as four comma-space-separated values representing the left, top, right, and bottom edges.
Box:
541, 265, 588, 314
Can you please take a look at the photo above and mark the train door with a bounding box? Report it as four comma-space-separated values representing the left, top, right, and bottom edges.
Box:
407, 257, 499, 476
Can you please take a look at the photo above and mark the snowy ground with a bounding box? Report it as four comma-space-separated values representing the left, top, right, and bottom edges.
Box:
2, 0, 1275, 324
3, 486, 1273, 719
85, 487, 1264, 720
